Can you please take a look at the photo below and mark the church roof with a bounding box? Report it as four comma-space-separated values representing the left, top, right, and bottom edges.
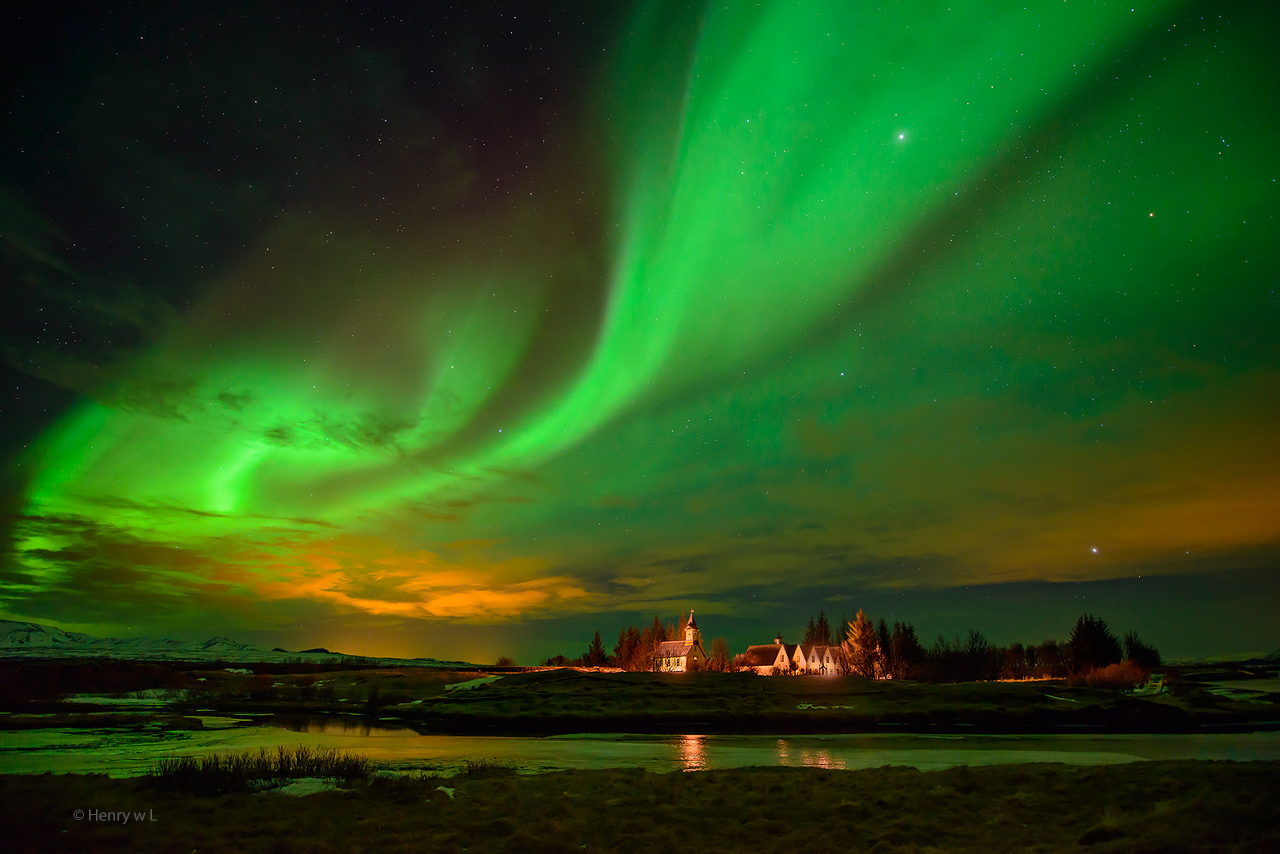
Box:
654, 640, 694, 658
686, 610, 698, 630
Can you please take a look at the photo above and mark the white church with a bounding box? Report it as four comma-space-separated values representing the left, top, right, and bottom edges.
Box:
653, 611, 707, 672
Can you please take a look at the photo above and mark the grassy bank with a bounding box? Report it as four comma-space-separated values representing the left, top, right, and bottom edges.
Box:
5, 659, 1278, 735
395, 668, 1279, 735
2, 760, 1276, 853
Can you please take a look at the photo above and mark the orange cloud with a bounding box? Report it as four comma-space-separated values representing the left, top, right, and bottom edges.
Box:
225, 534, 589, 620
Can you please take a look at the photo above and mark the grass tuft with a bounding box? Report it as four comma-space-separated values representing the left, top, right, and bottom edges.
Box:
149, 745, 371, 794
461, 759, 518, 779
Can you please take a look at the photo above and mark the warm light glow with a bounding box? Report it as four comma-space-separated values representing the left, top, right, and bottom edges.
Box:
677, 734, 707, 772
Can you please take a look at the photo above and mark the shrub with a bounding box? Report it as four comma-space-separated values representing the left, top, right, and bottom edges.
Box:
1081, 660, 1149, 690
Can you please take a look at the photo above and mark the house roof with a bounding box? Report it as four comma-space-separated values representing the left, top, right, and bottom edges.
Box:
654, 640, 694, 658
739, 644, 780, 667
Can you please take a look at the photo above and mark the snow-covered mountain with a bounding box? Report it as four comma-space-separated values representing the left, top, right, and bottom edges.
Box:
0, 620, 101, 648
0, 619, 468, 666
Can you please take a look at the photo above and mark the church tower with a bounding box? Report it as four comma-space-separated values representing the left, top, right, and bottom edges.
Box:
684, 610, 700, 646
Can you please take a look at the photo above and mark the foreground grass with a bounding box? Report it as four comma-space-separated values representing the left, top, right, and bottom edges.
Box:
150, 745, 372, 794
2, 760, 1277, 853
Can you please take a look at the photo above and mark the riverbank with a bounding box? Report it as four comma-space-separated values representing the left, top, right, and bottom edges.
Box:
388, 667, 1280, 735
6, 660, 1278, 736
4, 760, 1277, 853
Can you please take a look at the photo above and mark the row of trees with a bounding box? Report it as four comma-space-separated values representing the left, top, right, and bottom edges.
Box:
533, 610, 1160, 683
832, 610, 1161, 682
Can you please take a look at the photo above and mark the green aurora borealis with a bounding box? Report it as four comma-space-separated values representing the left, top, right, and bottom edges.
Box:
2, 1, 1278, 661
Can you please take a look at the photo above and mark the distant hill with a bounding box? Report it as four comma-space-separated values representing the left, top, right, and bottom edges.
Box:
0, 619, 470, 667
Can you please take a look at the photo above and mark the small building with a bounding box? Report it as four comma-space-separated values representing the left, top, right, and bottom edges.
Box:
751, 640, 806, 675
804, 644, 840, 675
783, 643, 807, 673
654, 611, 707, 672
739, 638, 842, 675
737, 642, 783, 675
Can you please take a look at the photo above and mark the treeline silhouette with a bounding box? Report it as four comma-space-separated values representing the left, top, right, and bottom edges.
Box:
830, 609, 1161, 683
531, 609, 1160, 685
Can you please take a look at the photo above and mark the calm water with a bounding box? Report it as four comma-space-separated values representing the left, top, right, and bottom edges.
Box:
2, 715, 1279, 777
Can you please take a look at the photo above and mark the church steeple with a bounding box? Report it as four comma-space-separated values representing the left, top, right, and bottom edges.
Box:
684, 610, 700, 645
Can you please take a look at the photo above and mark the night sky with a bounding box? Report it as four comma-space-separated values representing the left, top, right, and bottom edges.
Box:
3, 1, 1277, 664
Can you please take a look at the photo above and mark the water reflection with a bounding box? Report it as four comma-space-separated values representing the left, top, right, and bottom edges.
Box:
267, 714, 390, 736
677, 734, 706, 771
4, 722, 1279, 778
798, 748, 845, 769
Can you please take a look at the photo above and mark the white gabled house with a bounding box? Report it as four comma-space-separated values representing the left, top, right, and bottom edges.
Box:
737, 642, 783, 675
737, 639, 842, 675
751, 641, 808, 674
803, 644, 840, 675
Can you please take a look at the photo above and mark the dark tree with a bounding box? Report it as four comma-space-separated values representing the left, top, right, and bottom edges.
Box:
1034, 639, 1065, 678
1002, 643, 1026, 679
1123, 631, 1162, 669
962, 629, 1000, 681
890, 622, 924, 679
1068, 615, 1123, 674
583, 631, 608, 667
877, 618, 893, 678
614, 625, 646, 672
707, 637, 731, 672
817, 611, 833, 647
803, 615, 819, 646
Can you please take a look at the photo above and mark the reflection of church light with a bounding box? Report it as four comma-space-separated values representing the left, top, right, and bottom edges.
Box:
799, 749, 845, 770
678, 734, 706, 771
776, 738, 790, 765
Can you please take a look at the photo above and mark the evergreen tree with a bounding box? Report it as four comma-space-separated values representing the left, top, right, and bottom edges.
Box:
877, 618, 893, 679
614, 625, 646, 672
1068, 615, 1122, 674
652, 614, 668, 645
843, 609, 880, 678
803, 615, 819, 646
890, 621, 924, 679
584, 631, 608, 667
817, 611, 833, 647
1123, 631, 1162, 669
